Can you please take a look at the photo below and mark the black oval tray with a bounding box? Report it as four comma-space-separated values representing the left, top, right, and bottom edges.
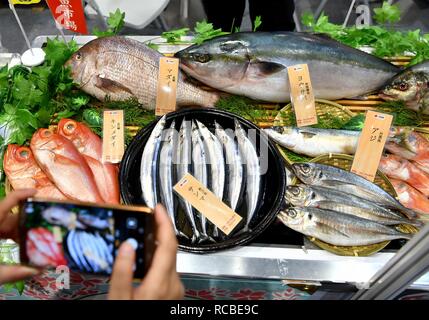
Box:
120, 108, 287, 253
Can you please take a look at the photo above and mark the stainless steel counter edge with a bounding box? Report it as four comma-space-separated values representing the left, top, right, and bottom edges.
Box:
177, 244, 429, 290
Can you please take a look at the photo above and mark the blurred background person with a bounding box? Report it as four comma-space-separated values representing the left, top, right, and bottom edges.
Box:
201, 0, 296, 31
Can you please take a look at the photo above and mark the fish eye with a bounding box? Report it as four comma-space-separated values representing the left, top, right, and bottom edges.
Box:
308, 213, 313, 220
65, 121, 76, 132
311, 192, 316, 200
75, 52, 82, 61
291, 187, 300, 196
397, 83, 409, 91
301, 164, 310, 173
287, 209, 297, 218
41, 129, 52, 138
19, 149, 29, 158
194, 53, 210, 63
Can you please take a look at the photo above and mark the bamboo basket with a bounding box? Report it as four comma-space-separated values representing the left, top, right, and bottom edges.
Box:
286, 153, 418, 256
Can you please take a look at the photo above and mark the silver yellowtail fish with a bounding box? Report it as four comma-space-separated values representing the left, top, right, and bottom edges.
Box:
278, 207, 412, 246
175, 32, 399, 102
264, 127, 360, 157
66, 36, 219, 110
285, 185, 420, 226
292, 163, 417, 220
380, 61, 429, 114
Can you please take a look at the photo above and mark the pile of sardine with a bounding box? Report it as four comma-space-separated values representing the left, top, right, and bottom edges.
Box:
140, 115, 262, 243
279, 163, 421, 247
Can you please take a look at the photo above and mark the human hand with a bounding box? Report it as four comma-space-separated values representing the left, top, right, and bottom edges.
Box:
0, 265, 39, 285
108, 204, 184, 300
0, 189, 36, 241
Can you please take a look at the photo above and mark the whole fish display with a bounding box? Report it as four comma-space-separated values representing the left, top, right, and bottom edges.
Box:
140, 115, 166, 209
292, 162, 417, 219
30, 129, 104, 203
380, 61, 429, 114
235, 120, 261, 229
58, 119, 119, 204
3, 144, 67, 200
191, 121, 210, 240
196, 120, 225, 237
215, 122, 243, 211
176, 32, 399, 102
264, 127, 360, 157
176, 119, 201, 242
379, 154, 429, 197
391, 179, 429, 216
285, 185, 418, 226
278, 207, 412, 247
66, 36, 219, 109
41, 207, 85, 229
159, 121, 180, 236
139, 116, 262, 243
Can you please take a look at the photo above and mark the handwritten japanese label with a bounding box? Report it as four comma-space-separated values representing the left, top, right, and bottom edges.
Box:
351, 111, 393, 182
173, 173, 243, 235
287, 64, 317, 127
102, 110, 124, 164
46, 0, 88, 34
155, 57, 179, 116
11, 0, 41, 4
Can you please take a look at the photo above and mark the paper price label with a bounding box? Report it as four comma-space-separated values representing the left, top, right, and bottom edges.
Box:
102, 110, 125, 164
155, 57, 179, 116
351, 111, 393, 182
287, 64, 317, 127
173, 173, 243, 236
11, 0, 41, 4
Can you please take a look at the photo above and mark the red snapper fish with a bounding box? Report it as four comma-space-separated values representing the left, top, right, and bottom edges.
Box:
30, 128, 104, 203
379, 154, 429, 197
3, 144, 67, 200
57, 119, 120, 204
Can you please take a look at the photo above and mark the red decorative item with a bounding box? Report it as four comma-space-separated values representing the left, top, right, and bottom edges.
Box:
46, 0, 88, 34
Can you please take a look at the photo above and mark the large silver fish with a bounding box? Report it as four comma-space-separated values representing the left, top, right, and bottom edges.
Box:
278, 207, 412, 246
215, 121, 243, 211
285, 185, 420, 226
264, 127, 360, 157
176, 119, 201, 243
66, 36, 219, 110
235, 120, 260, 229
196, 120, 225, 237
291, 162, 417, 219
176, 32, 399, 102
191, 120, 210, 240
140, 115, 166, 209
380, 61, 429, 114
159, 120, 180, 235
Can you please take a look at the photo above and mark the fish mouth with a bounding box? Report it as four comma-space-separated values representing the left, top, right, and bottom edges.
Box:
378, 93, 397, 101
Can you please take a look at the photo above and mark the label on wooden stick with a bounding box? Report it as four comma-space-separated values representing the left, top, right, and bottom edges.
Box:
351, 111, 393, 182
102, 110, 125, 163
155, 57, 179, 116
287, 64, 317, 127
173, 173, 242, 236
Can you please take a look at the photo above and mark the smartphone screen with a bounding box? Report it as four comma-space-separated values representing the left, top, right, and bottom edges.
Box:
19, 199, 154, 278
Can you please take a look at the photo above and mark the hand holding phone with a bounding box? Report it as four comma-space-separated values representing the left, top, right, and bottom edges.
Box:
108, 204, 184, 300
19, 199, 155, 278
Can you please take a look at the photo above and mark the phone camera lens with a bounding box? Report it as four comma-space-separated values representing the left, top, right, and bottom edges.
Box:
126, 218, 138, 229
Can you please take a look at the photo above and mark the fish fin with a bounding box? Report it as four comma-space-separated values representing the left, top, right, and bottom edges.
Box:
346, 92, 377, 100
95, 75, 135, 96
252, 61, 286, 77
299, 131, 317, 139
307, 32, 334, 41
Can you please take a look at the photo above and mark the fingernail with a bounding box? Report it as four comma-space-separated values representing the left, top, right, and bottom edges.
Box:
119, 242, 135, 257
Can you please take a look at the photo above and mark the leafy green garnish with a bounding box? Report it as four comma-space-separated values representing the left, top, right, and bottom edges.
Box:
373, 1, 401, 25
301, 1, 429, 66
193, 21, 230, 44
341, 114, 365, 131
377, 100, 423, 127
93, 9, 126, 37
161, 28, 190, 43
253, 16, 262, 32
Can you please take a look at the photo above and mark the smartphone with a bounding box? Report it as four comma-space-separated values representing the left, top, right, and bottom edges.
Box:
19, 198, 155, 278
